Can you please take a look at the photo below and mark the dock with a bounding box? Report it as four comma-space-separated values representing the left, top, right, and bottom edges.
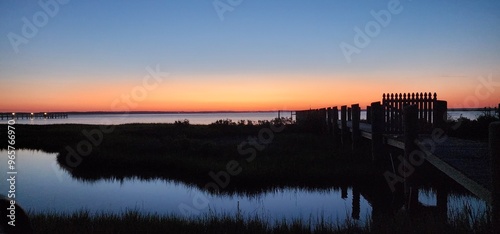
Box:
0, 112, 68, 120
339, 119, 492, 203
295, 93, 498, 204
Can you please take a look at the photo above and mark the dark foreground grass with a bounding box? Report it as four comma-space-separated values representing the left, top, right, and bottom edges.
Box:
29, 210, 362, 234
28, 206, 492, 234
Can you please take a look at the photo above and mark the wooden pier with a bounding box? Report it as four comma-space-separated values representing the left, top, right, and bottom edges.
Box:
296, 93, 499, 205
0, 112, 68, 120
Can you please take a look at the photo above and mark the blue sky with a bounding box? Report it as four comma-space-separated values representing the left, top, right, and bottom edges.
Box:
1, 0, 499, 111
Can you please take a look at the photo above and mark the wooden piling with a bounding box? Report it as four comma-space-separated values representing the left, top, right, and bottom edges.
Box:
371, 102, 384, 162
295, 110, 306, 124
404, 105, 418, 161
327, 107, 334, 135
366, 106, 372, 124
352, 104, 361, 149
332, 107, 339, 139
491, 121, 500, 232
403, 105, 418, 201
433, 100, 447, 130
319, 108, 327, 133
341, 106, 348, 145
341, 185, 348, 199
347, 107, 352, 121
352, 187, 360, 220
408, 187, 419, 214
437, 187, 448, 222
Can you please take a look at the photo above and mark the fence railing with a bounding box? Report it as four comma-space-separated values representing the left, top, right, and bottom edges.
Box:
295, 92, 448, 135
382, 92, 438, 134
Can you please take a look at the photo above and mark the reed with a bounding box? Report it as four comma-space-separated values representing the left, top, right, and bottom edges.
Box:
28, 206, 492, 234
29, 210, 358, 234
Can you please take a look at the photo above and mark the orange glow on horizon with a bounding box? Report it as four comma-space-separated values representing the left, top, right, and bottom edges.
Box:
0, 74, 498, 112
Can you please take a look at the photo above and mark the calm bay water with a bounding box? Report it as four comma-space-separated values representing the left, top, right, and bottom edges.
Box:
9, 112, 284, 125
3, 110, 490, 125
0, 150, 488, 224
2, 150, 372, 224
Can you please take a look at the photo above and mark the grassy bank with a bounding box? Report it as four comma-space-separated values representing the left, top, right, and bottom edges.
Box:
28, 207, 492, 234
0, 122, 469, 194
0, 123, 381, 192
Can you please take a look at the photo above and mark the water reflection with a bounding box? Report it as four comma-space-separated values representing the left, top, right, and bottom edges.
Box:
1, 150, 372, 224
0, 150, 488, 226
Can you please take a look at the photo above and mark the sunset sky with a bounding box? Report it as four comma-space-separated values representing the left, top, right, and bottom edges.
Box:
1, 0, 499, 112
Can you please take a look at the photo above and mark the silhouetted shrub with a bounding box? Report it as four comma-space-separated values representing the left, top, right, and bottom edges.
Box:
447, 112, 499, 140
174, 119, 190, 127
272, 117, 294, 125
210, 119, 236, 126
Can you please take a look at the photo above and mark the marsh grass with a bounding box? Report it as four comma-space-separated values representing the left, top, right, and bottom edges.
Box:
447, 202, 492, 233
28, 205, 493, 234
0, 123, 380, 194
29, 209, 369, 234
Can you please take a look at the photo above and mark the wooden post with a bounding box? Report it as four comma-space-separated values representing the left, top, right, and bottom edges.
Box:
433, 100, 447, 130
347, 107, 352, 121
332, 107, 339, 137
387, 94, 393, 133
437, 187, 448, 222
318, 108, 327, 133
408, 186, 419, 215
352, 104, 361, 149
403, 105, 418, 201
366, 106, 372, 124
295, 111, 303, 124
341, 185, 348, 199
327, 107, 332, 134
341, 105, 348, 145
371, 102, 384, 162
352, 186, 360, 220
404, 105, 418, 159
491, 121, 500, 232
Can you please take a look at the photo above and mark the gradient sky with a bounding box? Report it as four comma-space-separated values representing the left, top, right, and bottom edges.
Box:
1, 0, 499, 112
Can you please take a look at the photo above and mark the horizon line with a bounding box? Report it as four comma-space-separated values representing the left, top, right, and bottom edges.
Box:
1, 107, 498, 114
